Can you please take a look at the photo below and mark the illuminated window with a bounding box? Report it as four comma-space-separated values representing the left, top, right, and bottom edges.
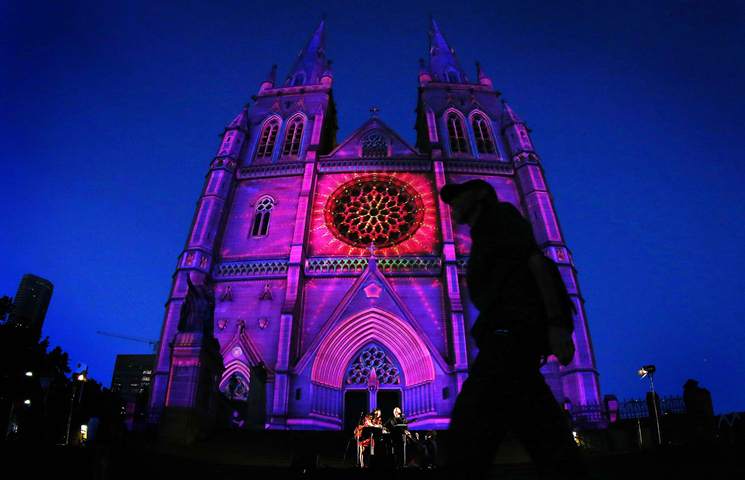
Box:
256, 119, 279, 159
447, 112, 468, 154
282, 117, 304, 156
472, 114, 496, 154
251, 197, 275, 237
324, 176, 425, 248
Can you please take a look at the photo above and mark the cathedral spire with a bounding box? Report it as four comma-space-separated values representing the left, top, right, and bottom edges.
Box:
284, 19, 328, 87
427, 17, 467, 84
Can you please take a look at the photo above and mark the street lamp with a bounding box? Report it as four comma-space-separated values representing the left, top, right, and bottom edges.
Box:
65, 368, 88, 446
638, 364, 662, 445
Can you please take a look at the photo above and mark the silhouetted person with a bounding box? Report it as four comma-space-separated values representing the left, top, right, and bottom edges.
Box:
440, 180, 585, 479
683, 379, 715, 442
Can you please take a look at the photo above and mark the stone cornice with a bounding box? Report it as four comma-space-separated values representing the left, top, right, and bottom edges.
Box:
316, 157, 431, 173
237, 162, 306, 180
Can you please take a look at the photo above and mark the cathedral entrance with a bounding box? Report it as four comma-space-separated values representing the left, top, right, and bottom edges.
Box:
376, 389, 401, 422
344, 390, 368, 431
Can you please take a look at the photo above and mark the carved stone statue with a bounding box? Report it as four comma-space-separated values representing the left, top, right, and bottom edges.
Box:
177, 273, 215, 336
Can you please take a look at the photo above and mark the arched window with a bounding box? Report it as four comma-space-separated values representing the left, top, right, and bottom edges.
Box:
346, 344, 400, 385
282, 117, 304, 156
471, 114, 496, 154
256, 119, 279, 159
251, 196, 274, 237
447, 112, 468, 154
292, 72, 305, 86
361, 132, 388, 158
446, 70, 460, 83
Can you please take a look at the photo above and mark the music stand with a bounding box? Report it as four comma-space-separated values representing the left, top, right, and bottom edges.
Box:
389, 424, 409, 467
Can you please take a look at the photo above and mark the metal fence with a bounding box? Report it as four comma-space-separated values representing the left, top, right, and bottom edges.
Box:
618, 396, 687, 420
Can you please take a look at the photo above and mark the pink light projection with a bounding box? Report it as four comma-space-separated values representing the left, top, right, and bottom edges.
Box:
311, 307, 436, 388
323, 175, 425, 248
309, 172, 439, 257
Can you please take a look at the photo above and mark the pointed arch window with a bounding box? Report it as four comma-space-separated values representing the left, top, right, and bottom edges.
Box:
256, 119, 279, 159
446, 70, 460, 83
447, 112, 469, 154
292, 72, 305, 86
346, 345, 400, 385
251, 196, 275, 237
472, 114, 496, 154
282, 117, 304, 156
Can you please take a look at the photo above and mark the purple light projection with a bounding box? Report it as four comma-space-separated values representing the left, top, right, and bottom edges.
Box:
149, 18, 603, 430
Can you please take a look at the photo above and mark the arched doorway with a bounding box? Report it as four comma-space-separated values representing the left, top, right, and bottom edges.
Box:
342, 344, 402, 430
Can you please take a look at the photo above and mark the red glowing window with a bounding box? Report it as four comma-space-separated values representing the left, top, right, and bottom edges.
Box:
324, 176, 424, 248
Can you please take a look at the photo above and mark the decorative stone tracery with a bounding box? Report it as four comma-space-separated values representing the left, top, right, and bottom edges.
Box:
324, 176, 425, 248
346, 345, 400, 385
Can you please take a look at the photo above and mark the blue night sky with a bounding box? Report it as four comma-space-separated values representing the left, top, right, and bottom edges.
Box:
2, 1, 744, 413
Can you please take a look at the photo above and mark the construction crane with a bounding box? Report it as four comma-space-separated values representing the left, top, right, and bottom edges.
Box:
97, 330, 159, 353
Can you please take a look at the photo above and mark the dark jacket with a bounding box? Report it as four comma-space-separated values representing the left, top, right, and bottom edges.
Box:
466, 200, 573, 351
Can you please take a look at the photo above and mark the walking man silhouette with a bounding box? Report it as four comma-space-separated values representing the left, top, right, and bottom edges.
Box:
440, 179, 586, 479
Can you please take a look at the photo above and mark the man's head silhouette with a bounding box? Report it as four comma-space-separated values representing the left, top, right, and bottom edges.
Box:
440, 179, 498, 226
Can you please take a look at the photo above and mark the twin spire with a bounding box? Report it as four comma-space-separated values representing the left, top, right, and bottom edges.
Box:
283, 19, 331, 88
260, 17, 492, 92
426, 17, 468, 84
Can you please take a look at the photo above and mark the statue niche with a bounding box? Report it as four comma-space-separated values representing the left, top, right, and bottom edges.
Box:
178, 273, 216, 337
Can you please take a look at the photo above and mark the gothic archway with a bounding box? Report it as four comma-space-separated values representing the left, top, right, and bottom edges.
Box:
311, 307, 435, 388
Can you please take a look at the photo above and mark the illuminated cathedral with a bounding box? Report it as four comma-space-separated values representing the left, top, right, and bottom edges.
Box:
149, 19, 603, 431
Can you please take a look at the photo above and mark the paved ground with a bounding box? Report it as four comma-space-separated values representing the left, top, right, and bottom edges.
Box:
2, 431, 743, 479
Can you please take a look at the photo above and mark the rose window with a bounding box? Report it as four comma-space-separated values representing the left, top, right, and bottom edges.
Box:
346, 345, 400, 385
324, 176, 424, 248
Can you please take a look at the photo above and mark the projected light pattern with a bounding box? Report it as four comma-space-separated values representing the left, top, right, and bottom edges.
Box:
324, 176, 424, 248
310, 172, 438, 257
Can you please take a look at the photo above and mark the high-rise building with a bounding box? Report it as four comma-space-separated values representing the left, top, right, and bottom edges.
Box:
150, 19, 602, 430
8, 274, 53, 333
111, 354, 155, 404
111, 354, 155, 427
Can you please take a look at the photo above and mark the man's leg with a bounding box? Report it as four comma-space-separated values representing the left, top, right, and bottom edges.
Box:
446, 352, 508, 478
510, 368, 587, 479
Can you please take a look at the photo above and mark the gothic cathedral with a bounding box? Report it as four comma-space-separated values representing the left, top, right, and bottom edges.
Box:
149, 19, 603, 431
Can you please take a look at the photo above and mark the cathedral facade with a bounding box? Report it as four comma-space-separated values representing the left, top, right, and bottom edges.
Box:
149, 19, 603, 430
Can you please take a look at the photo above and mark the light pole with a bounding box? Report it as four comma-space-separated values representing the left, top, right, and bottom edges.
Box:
638, 364, 662, 445
64, 369, 87, 446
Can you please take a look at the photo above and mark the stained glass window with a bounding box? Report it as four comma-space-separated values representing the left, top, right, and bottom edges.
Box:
256, 119, 279, 159
346, 345, 400, 385
447, 112, 468, 154
251, 197, 275, 237
472, 114, 496, 154
361, 133, 388, 158
324, 176, 424, 248
282, 117, 304, 156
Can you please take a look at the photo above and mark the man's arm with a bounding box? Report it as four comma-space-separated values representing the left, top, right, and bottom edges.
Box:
527, 252, 575, 365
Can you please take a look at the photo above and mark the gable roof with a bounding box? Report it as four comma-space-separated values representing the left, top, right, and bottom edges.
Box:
321, 116, 423, 160
295, 254, 448, 377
